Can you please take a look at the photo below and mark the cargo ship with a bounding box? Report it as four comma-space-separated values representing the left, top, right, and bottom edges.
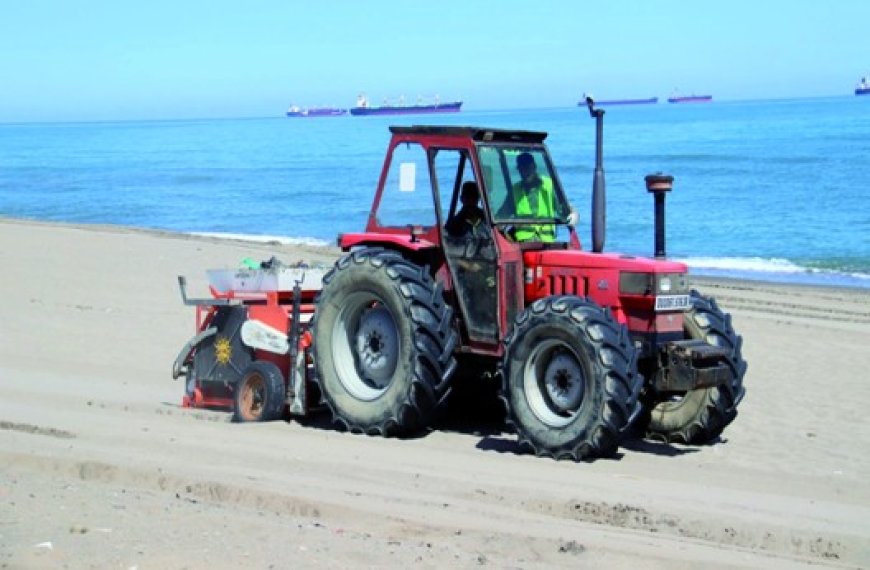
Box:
667, 93, 713, 103
856, 76, 870, 96
579, 96, 658, 106
286, 106, 347, 117
350, 94, 462, 116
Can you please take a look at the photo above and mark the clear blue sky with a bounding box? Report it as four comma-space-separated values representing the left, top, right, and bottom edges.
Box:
2, 0, 869, 122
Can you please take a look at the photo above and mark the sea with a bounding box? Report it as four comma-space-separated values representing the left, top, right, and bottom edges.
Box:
1, 96, 869, 289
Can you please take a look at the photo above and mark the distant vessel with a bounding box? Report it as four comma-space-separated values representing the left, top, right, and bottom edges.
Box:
856, 76, 870, 96
350, 93, 462, 116
579, 95, 658, 106
286, 105, 347, 117
668, 93, 713, 104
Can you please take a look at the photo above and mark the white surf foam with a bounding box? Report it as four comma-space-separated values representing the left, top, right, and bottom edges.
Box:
189, 231, 331, 248
676, 256, 870, 287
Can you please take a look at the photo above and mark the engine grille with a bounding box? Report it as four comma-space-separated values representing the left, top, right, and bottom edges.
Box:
547, 273, 581, 296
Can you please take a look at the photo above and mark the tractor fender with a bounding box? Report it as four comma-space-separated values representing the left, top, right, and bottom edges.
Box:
339, 232, 439, 254
171, 326, 217, 380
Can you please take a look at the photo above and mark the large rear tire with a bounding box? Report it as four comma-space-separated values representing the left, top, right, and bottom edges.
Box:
312, 248, 457, 436
642, 290, 747, 444
501, 296, 641, 460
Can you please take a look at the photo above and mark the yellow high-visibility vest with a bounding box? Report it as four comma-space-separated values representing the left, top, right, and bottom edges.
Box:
512, 176, 556, 242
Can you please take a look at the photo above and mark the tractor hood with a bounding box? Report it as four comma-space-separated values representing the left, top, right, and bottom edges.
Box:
523, 249, 689, 308
528, 249, 687, 274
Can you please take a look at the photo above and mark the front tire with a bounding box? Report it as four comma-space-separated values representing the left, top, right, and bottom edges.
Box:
312, 248, 457, 436
642, 290, 747, 444
501, 296, 641, 460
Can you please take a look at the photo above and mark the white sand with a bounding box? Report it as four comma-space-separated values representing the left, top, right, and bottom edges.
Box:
1, 218, 869, 568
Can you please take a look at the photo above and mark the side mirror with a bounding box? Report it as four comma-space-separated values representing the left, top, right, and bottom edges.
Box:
566, 208, 579, 227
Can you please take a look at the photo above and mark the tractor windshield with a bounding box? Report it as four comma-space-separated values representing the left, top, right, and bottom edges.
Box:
477, 145, 572, 241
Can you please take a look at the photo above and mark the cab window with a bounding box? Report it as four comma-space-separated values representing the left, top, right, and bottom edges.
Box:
478, 145, 568, 222
431, 148, 477, 223
377, 143, 436, 228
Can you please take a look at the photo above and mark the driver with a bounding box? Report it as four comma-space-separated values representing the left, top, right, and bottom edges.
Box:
445, 181, 490, 274
445, 181, 485, 238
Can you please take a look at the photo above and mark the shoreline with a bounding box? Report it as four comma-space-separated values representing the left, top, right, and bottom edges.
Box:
3, 215, 867, 292
2, 216, 869, 567
685, 265, 870, 291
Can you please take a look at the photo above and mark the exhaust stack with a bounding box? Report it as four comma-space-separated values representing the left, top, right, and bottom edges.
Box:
585, 97, 606, 253
644, 173, 674, 258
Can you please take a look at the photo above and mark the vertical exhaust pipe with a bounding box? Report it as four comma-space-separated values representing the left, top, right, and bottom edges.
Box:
644, 173, 674, 258
585, 97, 606, 253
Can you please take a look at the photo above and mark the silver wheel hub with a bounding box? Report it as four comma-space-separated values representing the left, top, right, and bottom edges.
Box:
524, 340, 587, 428
332, 292, 400, 401
543, 352, 585, 412
355, 306, 398, 387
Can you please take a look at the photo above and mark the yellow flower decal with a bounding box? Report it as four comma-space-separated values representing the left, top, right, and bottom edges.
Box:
214, 336, 232, 365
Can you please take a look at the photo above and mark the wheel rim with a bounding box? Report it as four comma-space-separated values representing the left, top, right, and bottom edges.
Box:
332, 291, 400, 401
239, 373, 266, 420
523, 340, 586, 427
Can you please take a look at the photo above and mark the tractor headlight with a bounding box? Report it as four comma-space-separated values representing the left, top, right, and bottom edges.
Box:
660, 273, 689, 294
659, 276, 672, 293
619, 272, 689, 295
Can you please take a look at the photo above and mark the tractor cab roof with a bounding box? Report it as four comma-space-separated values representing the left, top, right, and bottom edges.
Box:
389, 125, 547, 144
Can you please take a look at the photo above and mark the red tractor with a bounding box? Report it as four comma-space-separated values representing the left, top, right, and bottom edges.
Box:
175, 99, 746, 461
310, 98, 746, 459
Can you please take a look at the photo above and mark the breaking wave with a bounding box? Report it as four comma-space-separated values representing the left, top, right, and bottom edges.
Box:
677, 256, 870, 288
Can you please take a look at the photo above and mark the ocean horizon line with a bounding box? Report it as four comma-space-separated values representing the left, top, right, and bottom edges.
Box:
0, 94, 859, 127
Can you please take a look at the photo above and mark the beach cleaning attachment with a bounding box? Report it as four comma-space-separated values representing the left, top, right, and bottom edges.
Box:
172, 263, 324, 419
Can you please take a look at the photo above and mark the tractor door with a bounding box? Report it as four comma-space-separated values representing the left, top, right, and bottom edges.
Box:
432, 148, 500, 344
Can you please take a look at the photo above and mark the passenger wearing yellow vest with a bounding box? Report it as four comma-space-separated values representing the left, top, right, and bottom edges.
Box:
496, 152, 579, 241
510, 152, 557, 242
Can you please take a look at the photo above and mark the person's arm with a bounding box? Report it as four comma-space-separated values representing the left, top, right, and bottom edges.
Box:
542, 177, 577, 225
445, 209, 465, 236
